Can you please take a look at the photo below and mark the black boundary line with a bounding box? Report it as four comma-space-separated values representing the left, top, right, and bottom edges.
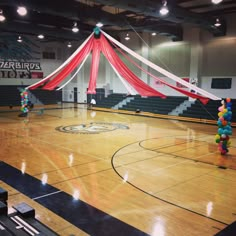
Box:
46, 167, 113, 186
0, 161, 150, 236
88, 107, 236, 127
33, 159, 103, 176
111, 140, 229, 226
212, 226, 224, 230
0, 106, 78, 121
138, 136, 236, 170
0, 106, 76, 113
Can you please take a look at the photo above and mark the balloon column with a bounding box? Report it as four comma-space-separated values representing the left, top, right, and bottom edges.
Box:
20, 89, 29, 114
215, 98, 233, 155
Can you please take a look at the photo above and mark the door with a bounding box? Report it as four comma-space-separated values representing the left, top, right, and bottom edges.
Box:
74, 87, 77, 103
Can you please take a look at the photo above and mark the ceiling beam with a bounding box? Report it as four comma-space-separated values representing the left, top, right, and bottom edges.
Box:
0, 21, 88, 42
0, 0, 183, 41
91, 0, 226, 36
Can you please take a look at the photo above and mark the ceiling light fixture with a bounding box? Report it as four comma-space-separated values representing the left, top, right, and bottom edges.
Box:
37, 34, 44, 39
151, 32, 157, 36
67, 42, 72, 48
0, 9, 6, 22
211, 0, 223, 4
214, 18, 221, 27
125, 33, 130, 41
96, 22, 103, 28
17, 6, 27, 16
72, 22, 79, 33
159, 1, 169, 16
17, 36, 23, 43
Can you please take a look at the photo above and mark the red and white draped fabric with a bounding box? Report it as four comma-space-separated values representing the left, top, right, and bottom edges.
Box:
56, 53, 90, 91
87, 38, 101, 94
27, 29, 221, 103
99, 34, 166, 98
43, 36, 93, 90
26, 32, 94, 90
109, 62, 137, 95
109, 39, 210, 104
101, 30, 221, 102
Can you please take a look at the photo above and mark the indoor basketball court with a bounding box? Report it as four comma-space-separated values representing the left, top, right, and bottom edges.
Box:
0, 1, 236, 235
0, 104, 235, 235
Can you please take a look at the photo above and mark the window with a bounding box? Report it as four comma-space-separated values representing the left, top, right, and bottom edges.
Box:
42, 51, 56, 59
211, 78, 232, 89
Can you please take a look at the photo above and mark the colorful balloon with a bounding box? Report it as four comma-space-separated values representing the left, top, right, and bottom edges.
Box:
20, 89, 29, 114
215, 98, 233, 155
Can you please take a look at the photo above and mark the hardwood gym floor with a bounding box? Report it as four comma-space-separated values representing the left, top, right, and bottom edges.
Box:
0, 103, 235, 235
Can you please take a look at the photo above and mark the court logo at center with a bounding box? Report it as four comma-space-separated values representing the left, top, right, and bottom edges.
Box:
56, 122, 129, 134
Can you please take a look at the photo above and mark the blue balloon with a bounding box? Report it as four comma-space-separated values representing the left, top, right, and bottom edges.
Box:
218, 128, 223, 135
223, 129, 229, 135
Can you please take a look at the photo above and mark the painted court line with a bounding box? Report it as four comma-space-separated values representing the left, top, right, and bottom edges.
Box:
32, 190, 62, 200
0, 161, 149, 236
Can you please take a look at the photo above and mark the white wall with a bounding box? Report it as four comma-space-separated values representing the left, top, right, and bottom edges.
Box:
201, 76, 236, 99
0, 37, 68, 87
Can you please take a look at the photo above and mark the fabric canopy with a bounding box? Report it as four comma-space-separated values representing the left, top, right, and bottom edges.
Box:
99, 34, 166, 97
102, 30, 221, 101
43, 36, 94, 90
28, 29, 221, 104
87, 38, 101, 94
110, 40, 210, 104
26, 32, 94, 90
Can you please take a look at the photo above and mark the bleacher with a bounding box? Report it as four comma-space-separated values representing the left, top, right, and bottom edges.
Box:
94, 94, 188, 115
180, 99, 236, 122
0, 86, 21, 107
120, 95, 188, 114
1, 85, 234, 124
91, 93, 236, 123
94, 93, 127, 108
30, 89, 62, 105
0, 86, 62, 108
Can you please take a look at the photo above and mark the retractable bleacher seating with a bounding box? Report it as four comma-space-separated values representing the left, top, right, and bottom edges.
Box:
0, 86, 20, 107
29, 89, 62, 105
121, 95, 188, 115
180, 99, 236, 122
94, 93, 127, 108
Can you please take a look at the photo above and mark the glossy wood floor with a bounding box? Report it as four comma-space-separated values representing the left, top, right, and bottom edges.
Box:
0, 103, 236, 236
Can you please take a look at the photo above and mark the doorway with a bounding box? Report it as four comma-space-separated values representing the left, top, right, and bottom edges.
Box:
74, 87, 77, 103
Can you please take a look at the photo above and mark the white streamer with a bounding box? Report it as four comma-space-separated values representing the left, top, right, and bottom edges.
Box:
26, 32, 94, 89
56, 53, 90, 90
101, 30, 221, 100
109, 62, 137, 95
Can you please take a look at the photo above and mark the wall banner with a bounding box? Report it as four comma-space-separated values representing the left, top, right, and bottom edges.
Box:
0, 61, 41, 71
0, 70, 43, 79
0, 61, 43, 79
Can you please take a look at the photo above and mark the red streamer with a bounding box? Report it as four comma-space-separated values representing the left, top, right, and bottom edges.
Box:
43, 36, 94, 90
87, 38, 101, 94
109, 40, 209, 104
99, 34, 166, 97
30, 31, 209, 104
